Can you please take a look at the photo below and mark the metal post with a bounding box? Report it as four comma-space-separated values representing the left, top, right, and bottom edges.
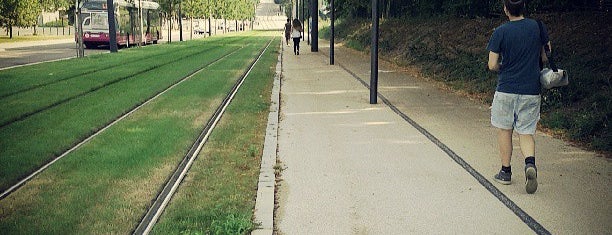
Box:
370, 0, 379, 104
310, 0, 318, 52
179, 1, 183, 41
330, 0, 334, 65
307, 0, 310, 45
108, 0, 118, 52
301, 0, 304, 41
208, 15, 212, 37
139, 0, 144, 46
76, 0, 84, 57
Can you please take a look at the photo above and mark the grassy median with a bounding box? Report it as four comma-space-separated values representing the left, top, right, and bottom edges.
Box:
0, 37, 250, 193
0, 33, 275, 233
152, 36, 280, 234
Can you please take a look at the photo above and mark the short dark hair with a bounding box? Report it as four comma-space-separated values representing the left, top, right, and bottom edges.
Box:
504, 0, 525, 16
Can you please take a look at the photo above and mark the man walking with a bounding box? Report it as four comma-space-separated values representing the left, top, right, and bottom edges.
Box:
284, 19, 292, 46
487, 0, 550, 194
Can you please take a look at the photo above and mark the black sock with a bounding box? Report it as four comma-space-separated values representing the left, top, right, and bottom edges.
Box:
501, 166, 512, 174
525, 156, 536, 165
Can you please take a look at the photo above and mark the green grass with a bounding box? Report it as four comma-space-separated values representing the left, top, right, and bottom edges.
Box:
152, 36, 280, 235
0, 35, 252, 193
0, 33, 274, 234
0, 36, 238, 98
0, 38, 240, 126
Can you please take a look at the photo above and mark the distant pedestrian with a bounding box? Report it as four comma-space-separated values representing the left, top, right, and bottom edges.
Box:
284, 19, 292, 46
487, 0, 550, 194
291, 19, 303, 55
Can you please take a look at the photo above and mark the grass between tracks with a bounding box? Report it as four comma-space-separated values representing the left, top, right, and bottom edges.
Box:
0, 37, 243, 126
152, 37, 279, 235
0, 33, 275, 233
0, 36, 247, 192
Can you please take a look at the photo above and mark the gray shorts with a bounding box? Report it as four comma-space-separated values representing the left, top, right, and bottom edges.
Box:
491, 91, 541, 135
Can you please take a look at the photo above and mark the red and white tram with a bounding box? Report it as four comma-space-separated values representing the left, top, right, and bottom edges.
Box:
79, 0, 161, 48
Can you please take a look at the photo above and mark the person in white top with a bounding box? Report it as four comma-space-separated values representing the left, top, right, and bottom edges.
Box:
291, 19, 303, 55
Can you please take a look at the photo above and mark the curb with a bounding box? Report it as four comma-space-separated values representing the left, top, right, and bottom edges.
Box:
251, 40, 282, 234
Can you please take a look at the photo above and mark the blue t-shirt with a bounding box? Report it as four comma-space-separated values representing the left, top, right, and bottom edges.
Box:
487, 18, 549, 95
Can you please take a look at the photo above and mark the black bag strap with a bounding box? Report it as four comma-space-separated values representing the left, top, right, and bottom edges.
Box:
537, 20, 558, 72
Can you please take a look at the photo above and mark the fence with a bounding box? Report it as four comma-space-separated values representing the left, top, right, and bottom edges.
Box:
4, 27, 73, 37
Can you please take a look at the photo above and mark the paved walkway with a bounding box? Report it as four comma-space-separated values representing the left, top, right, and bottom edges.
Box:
273, 41, 610, 234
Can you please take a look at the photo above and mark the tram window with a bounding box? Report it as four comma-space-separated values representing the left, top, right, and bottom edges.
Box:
83, 18, 91, 26
91, 13, 109, 29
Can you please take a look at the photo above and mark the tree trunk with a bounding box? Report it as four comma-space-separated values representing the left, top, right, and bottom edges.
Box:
9, 25, 13, 39
208, 15, 212, 37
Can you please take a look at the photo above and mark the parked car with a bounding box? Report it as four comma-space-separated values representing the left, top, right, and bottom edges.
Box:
193, 26, 207, 34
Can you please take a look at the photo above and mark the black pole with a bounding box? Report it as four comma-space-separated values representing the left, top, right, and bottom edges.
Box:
330, 0, 334, 65
310, 0, 318, 52
306, 0, 310, 45
107, 0, 118, 52
208, 15, 211, 37
179, 1, 183, 41
301, 0, 304, 41
370, 0, 379, 104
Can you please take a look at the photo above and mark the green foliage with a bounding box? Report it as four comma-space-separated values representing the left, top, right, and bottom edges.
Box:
333, 0, 610, 19
209, 213, 253, 234
163, 0, 257, 20
39, 0, 70, 11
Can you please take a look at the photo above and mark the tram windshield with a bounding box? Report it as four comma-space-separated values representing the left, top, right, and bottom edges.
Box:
89, 13, 109, 30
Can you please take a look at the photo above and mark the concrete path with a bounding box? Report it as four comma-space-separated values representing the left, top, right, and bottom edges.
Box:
274, 41, 610, 234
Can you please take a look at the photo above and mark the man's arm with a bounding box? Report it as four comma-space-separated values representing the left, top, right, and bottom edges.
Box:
541, 42, 552, 64
488, 51, 501, 72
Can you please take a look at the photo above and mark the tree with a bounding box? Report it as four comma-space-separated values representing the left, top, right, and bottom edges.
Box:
0, 0, 40, 38
0, 0, 19, 38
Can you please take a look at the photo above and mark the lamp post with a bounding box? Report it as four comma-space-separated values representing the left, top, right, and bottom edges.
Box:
370, 0, 379, 104
301, 0, 304, 41
310, 0, 317, 52
179, 0, 183, 41
107, 0, 118, 52
139, 0, 144, 46
330, 0, 334, 65
75, 0, 84, 57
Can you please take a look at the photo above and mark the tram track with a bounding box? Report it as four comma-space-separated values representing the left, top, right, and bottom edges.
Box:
0, 46, 189, 99
132, 38, 274, 235
0, 40, 251, 200
0, 37, 249, 129
0, 36, 245, 99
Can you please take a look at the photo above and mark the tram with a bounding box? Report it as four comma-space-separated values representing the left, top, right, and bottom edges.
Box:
79, 0, 161, 48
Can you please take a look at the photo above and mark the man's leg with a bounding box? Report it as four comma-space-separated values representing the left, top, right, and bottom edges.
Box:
498, 128, 513, 167
518, 134, 535, 158
494, 128, 514, 185
515, 94, 540, 194
520, 134, 538, 194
